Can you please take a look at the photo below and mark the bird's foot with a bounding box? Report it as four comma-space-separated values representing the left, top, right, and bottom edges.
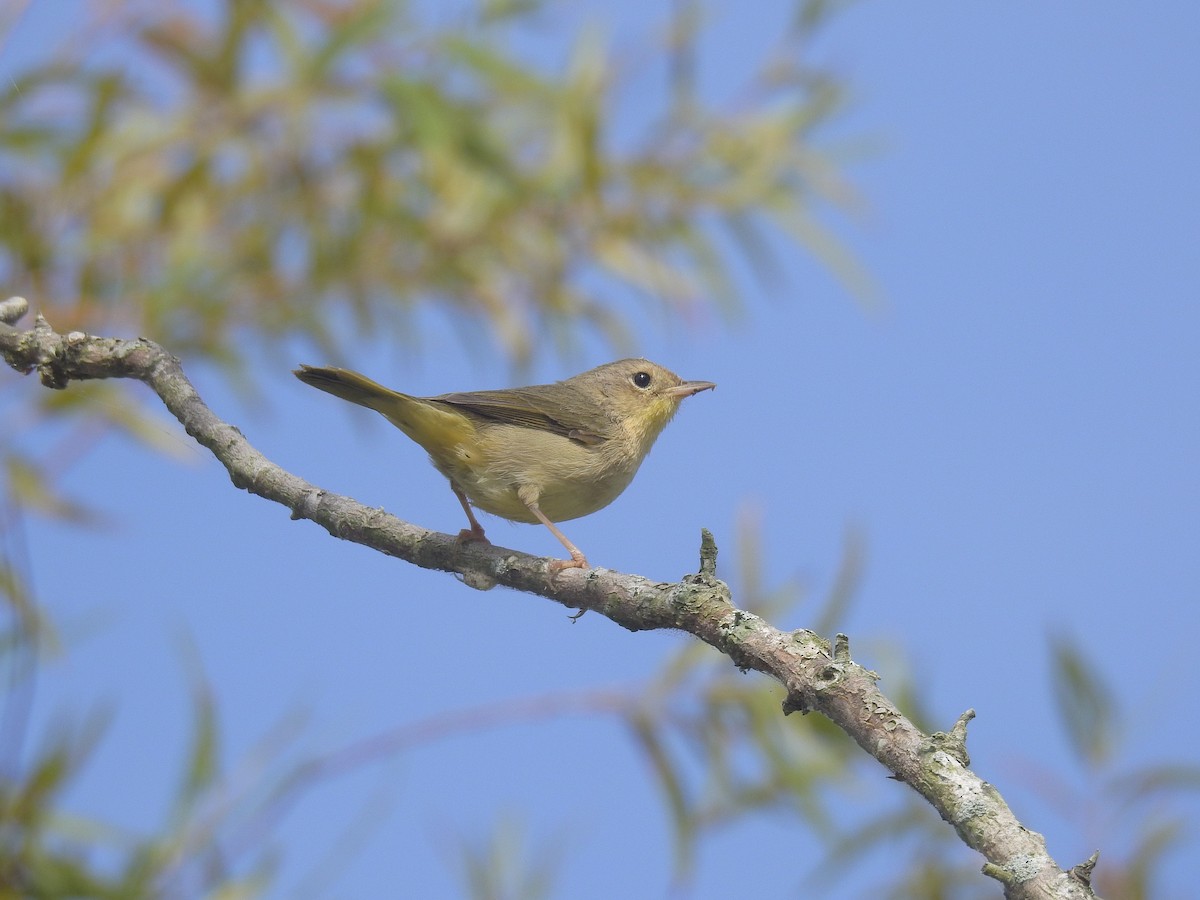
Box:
456, 524, 490, 545
547, 551, 589, 578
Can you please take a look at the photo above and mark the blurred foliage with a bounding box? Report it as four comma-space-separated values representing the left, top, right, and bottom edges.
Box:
2, 0, 1198, 897
1044, 635, 1200, 899
456, 816, 564, 900
0, 663, 278, 899
1050, 634, 1115, 767
0, 0, 858, 370
626, 521, 896, 879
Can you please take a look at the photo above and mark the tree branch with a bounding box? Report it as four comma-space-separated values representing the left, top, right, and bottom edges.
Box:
0, 303, 1102, 899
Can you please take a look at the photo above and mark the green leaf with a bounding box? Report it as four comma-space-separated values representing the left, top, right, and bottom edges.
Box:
175, 675, 220, 820
627, 712, 694, 875
1050, 636, 1116, 768
456, 816, 563, 900
4, 455, 103, 525
1110, 763, 1200, 805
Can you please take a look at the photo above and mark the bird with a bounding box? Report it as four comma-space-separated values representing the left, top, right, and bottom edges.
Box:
294, 358, 715, 571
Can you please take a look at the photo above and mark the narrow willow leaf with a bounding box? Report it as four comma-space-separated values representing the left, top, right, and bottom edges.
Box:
1050, 635, 1116, 768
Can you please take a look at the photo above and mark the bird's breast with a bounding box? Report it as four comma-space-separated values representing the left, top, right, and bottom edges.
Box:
436, 424, 643, 523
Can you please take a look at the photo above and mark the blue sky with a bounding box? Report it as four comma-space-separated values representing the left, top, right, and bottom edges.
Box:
4, 2, 1199, 897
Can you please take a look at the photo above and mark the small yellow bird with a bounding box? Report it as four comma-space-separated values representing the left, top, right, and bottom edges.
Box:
294, 359, 715, 571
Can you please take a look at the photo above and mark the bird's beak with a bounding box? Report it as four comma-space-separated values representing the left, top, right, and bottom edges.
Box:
667, 380, 716, 399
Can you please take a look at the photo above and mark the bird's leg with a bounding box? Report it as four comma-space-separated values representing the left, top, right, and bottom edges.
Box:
451, 484, 489, 544
518, 486, 589, 573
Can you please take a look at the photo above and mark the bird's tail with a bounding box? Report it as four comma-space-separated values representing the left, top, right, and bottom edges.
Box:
294, 365, 476, 454
294, 365, 408, 414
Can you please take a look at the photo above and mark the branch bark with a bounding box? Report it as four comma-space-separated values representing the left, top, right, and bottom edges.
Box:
0, 302, 1102, 899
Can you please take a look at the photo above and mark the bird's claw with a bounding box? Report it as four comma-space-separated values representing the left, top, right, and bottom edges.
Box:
456, 525, 490, 545
547, 553, 589, 584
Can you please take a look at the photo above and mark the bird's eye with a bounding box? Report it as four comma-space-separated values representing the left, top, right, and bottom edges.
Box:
631, 371, 652, 389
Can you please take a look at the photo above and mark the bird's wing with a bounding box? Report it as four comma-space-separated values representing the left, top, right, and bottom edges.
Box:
430, 385, 608, 446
